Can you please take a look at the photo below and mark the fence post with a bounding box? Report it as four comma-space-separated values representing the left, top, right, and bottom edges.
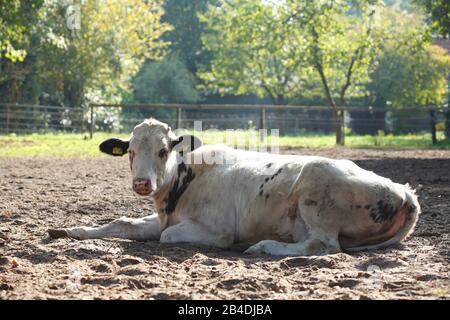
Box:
80, 107, 84, 134
430, 109, 437, 145
176, 107, 182, 129
43, 107, 48, 133
6, 104, 10, 134
342, 109, 346, 146
90, 105, 94, 139
259, 106, 266, 142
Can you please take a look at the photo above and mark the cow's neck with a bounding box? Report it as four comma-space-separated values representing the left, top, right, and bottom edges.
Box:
152, 156, 196, 215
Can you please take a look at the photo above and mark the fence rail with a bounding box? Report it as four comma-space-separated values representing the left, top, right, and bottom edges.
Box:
89, 103, 446, 145
0, 103, 446, 146
0, 103, 84, 134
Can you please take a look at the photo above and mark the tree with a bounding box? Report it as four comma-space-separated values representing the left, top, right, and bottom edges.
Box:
415, 0, 450, 139
162, 0, 217, 74
369, 44, 450, 108
293, 0, 381, 144
132, 54, 201, 104
415, 0, 450, 37
126, 54, 201, 128
0, 0, 171, 108
35, 0, 172, 108
0, 0, 44, 104
0, 0, 43, 63
200, 0, 382, 144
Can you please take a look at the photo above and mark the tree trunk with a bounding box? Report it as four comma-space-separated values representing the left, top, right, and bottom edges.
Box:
315, 63, 344, 145
335, 110, 345, 145
445, 109, 450, 139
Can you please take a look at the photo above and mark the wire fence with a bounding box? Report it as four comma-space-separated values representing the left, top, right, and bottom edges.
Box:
0, 103, 447, 145
0, 103, 83, 134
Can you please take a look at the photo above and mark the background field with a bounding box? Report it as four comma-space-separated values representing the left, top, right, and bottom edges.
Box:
1, 131, 449, 158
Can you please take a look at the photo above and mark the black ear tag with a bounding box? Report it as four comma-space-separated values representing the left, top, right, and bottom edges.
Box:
99, 138, 129, 156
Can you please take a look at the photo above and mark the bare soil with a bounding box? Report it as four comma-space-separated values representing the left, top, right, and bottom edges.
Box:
0, 148, 449, 300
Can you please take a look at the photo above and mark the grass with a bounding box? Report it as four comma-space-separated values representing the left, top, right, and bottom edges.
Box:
0, 132, 129, 157
0, 131, 448, 158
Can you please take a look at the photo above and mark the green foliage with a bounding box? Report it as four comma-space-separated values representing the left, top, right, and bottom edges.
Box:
199, 0, 311, 103
368, 8, 450, 107
162, 0, 217, 74
127, 54, 202, 126
199, 0, 383, 107
132, 55, 201, 104
0, 0, 171, 108
0, 0, 43, 62
370, 44, 450, 107
415, 0, 450, 37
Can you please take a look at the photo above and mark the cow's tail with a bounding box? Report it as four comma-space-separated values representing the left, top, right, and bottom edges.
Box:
345, 184, 421, 252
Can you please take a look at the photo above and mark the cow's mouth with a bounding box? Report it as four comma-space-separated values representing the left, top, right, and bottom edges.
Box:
134, 189, 152, 196
133, 178, 152, 196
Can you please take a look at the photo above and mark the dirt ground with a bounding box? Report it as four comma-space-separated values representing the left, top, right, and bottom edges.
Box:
0, 148, 449, 300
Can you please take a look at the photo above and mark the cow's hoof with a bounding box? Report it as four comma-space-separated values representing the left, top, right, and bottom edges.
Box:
48, 229, 68, 239
244, 243, 265, 255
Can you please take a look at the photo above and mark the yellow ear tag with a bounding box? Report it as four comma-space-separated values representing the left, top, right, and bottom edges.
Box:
112, 147, 123, 155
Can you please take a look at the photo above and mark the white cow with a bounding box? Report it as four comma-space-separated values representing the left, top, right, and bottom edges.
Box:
48, 119, 421, 256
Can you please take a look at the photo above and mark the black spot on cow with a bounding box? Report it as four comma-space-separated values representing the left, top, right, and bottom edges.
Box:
259, 184, 264, 189
269, 167, 283, 180
265, 177, 269, 183
304, 199, 318, 206
266, 163, 273, 168
370, 200, 397, 223
164, 163, 196, 215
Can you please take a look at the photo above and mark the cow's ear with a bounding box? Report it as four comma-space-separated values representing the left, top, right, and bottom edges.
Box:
99, 138, 129, 156
171, 135, 202, 153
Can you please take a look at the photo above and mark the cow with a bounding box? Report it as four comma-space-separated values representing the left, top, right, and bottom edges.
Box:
48, 118, 421, 256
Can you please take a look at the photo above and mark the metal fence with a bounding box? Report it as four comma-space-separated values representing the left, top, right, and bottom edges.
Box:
88, 103, 446, 145
0, 103, 446, 145
0, 103, 83, 134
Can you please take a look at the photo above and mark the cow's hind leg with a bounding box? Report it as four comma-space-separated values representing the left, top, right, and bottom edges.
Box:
244, 233, 340, 256
160, 219, 234, 249
48, 214, 161, 241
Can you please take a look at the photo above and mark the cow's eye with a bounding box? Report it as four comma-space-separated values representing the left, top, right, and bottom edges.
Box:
158, 148, 168, 158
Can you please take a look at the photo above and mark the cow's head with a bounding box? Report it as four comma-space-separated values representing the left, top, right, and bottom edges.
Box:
99, 118, 201, 196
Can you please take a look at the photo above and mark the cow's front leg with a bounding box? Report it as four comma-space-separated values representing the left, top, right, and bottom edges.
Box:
48, 214, 161, 241
160, 219, 234, 249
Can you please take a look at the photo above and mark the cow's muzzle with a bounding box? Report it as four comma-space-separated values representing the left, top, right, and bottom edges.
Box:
133, 178, 152, 195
